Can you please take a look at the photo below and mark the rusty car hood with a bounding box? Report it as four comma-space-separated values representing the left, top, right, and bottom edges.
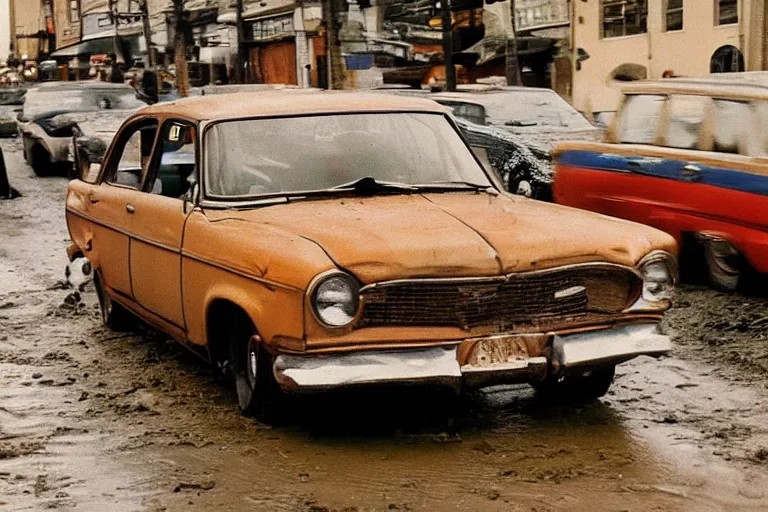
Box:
207, 193, 676, 285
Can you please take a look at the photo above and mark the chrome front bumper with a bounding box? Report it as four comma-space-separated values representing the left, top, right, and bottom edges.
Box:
273, 324, 671, 392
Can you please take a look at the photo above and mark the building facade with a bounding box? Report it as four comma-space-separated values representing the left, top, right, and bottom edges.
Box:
573, 0, 768, 114
10, 0, 55, 60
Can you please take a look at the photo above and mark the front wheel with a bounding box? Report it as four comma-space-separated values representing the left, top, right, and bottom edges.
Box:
532, 366, 615, 401
229, 315, 284, 423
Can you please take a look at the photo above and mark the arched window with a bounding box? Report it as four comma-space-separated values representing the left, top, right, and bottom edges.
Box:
710, 45, 744, 74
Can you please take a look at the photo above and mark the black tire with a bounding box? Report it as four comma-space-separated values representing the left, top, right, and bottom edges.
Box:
29, 144, 51, 177
228, 311, 284, 422
702, 239, 741, 292
93, 273, 134, 331
532, 366, 615, 401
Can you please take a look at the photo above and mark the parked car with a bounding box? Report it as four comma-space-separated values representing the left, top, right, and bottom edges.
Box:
66, 91, 676, 421
18, 82, 146, 175
553, 78, 768, 291
371, 86, 553, 200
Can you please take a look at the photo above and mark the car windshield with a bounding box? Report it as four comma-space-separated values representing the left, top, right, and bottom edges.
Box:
22, 87, 145, 120
205, 112, 492, 198
469, 90, 594, 130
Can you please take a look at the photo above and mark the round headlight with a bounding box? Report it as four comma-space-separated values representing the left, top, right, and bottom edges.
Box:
312, 273, 360, 327
640, 254, 675, 302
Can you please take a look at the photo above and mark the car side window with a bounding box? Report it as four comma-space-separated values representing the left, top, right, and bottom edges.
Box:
662, 95, 708, 150
145, 121, 197, 199
711, 99, 751, 155
104, 120, 159, 188
618, 95, 665, 144
754, 101, 768, 157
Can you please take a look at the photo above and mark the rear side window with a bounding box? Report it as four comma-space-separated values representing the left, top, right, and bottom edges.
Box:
755, 101, 768, 157
712, 99, 750, 155
618, 95, 664, 144
663, 95, 707, 150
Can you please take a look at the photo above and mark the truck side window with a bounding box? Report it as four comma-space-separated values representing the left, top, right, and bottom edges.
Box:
618, 94, 664, 144
663, 95, 707, 150
712, 100, 750, 155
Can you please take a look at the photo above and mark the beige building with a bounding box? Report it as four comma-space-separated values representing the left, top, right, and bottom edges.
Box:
572, 0, 768, 115
10, 0, 55, 60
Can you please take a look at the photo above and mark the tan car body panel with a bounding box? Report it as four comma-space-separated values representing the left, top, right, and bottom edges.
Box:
220, 193, 677, 284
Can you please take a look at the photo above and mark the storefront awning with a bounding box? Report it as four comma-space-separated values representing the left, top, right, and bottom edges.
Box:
50, 35, 141, 59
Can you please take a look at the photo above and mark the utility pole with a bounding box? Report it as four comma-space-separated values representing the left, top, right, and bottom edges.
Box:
139, 0, 155, 67
505, 0, 522, 86
323, 0, 344, 89
763, 0, 768, 70
173, 0, 189, 96
441, 0, 456, 91
235, 0, 248, 83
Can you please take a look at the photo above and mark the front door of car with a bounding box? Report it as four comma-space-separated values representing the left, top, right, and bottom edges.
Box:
127, 120, 197, 329
67, 118, 159, 299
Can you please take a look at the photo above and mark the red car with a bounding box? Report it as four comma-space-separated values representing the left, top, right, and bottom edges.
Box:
554, 79, 768, 291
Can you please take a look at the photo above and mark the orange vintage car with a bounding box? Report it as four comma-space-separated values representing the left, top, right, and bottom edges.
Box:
65, 91, 677, 420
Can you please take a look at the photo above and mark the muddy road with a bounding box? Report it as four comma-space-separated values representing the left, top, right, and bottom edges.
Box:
2, 138, 768, 511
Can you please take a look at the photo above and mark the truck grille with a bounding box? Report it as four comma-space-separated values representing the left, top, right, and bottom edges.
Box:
357, 265, 642, 332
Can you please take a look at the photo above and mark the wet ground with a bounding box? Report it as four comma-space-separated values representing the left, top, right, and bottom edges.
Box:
2, 138, 768, 511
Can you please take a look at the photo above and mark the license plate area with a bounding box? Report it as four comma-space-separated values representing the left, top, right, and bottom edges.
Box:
459, 334, 550, 368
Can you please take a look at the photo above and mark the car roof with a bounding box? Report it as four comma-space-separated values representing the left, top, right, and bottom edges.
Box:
137, 90, 450, 121
622, 78, 768, 100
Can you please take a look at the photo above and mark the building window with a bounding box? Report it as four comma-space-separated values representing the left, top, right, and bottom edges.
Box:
716, 0, 738, 25
601, 1, 648, 38
664, 0, 683, 31
69, 0, 80, 23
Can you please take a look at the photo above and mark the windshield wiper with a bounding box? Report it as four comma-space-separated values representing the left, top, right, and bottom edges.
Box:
417, 181, 499, 195
331, 176, 417, 195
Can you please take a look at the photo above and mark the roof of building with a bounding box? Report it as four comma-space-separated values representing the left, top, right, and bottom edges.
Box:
622, 78, 768, 99
138, 90, 450, 121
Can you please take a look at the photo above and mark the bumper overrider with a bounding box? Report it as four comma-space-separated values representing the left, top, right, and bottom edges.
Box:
273, 323, 671, 392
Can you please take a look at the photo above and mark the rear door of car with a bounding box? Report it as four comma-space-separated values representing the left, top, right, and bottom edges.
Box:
66, 117, 159, 299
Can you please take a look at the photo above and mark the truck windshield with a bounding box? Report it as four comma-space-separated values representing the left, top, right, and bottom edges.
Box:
204, 112, 492, 198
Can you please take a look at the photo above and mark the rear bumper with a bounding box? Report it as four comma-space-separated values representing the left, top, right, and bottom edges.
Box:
273, 323, 671, 392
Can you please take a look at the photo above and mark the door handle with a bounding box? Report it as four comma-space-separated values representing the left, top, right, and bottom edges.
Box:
627, 160, 641, 167
87, 192, 100, 204
126, 204, 135, 214
683, 164, 701, 173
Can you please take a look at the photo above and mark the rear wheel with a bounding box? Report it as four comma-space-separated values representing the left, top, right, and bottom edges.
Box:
29, 144, 51, 177
228, 312, 284, 422
532, 366, 615, 401
93, 273, 134, 331
701, 238, 741, 292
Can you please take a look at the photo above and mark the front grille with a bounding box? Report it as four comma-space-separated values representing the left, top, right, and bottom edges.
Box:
357, 265, 642, 332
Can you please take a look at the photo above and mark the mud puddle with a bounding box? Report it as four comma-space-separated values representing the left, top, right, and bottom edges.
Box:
3, 140, 768, 511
